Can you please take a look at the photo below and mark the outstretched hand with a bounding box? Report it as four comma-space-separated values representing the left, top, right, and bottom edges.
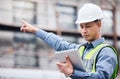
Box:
20, 19, 38, 33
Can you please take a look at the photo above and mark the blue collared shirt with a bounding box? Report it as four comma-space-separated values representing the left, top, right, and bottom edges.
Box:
35, 29, 118, 79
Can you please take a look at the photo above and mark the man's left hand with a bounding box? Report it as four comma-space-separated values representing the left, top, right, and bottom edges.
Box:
56, 55, 73, 76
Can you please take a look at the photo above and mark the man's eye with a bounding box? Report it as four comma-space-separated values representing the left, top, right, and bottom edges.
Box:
80, 26, 83, 28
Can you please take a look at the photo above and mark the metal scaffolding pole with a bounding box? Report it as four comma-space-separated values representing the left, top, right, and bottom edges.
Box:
112, 6, 118, 49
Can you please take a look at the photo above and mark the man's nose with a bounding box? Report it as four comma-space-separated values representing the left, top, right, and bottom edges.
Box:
82, 27, 87, 33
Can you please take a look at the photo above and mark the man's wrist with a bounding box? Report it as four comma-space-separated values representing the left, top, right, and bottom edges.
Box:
69, 69, 74, 77
33, 27, 39, 34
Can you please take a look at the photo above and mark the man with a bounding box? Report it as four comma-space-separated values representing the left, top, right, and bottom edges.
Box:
20, 3, 119, 79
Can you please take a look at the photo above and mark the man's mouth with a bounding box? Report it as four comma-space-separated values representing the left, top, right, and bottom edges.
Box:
83, 35, 89, 37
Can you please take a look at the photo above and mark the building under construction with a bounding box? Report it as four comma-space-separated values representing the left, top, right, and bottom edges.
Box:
0, 0, 120, 79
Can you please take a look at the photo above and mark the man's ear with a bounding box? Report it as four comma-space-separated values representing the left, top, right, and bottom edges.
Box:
97, 21, 102, 28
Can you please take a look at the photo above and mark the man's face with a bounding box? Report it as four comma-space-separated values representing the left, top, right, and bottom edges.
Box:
79, 21, 101, 42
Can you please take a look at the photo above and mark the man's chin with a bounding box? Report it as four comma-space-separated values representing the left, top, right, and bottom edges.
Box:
84, 37, 89, 40
84, 38, 92, 42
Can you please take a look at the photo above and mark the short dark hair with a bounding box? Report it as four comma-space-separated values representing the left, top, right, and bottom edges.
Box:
93, 19, 101, 22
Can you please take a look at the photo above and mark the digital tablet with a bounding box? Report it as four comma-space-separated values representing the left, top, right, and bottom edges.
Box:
55, 49, 86, 71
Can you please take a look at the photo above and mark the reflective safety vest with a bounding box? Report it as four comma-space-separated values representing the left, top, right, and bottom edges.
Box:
79, 43, 119, 79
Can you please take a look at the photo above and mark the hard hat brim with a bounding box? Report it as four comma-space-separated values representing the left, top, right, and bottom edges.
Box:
75, 17, 103, 24
75, 19, 95, 24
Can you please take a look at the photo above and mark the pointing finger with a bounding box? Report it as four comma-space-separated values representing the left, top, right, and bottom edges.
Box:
20, 19, 30, 25
20, 19, 27, 24
20, 19, 33, 27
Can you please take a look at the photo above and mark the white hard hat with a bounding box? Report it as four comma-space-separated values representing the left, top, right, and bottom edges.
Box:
75, 3, 104, 24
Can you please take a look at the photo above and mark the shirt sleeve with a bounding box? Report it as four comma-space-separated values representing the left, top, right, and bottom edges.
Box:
70, 47, 118, 79
35, 29, 80, 51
